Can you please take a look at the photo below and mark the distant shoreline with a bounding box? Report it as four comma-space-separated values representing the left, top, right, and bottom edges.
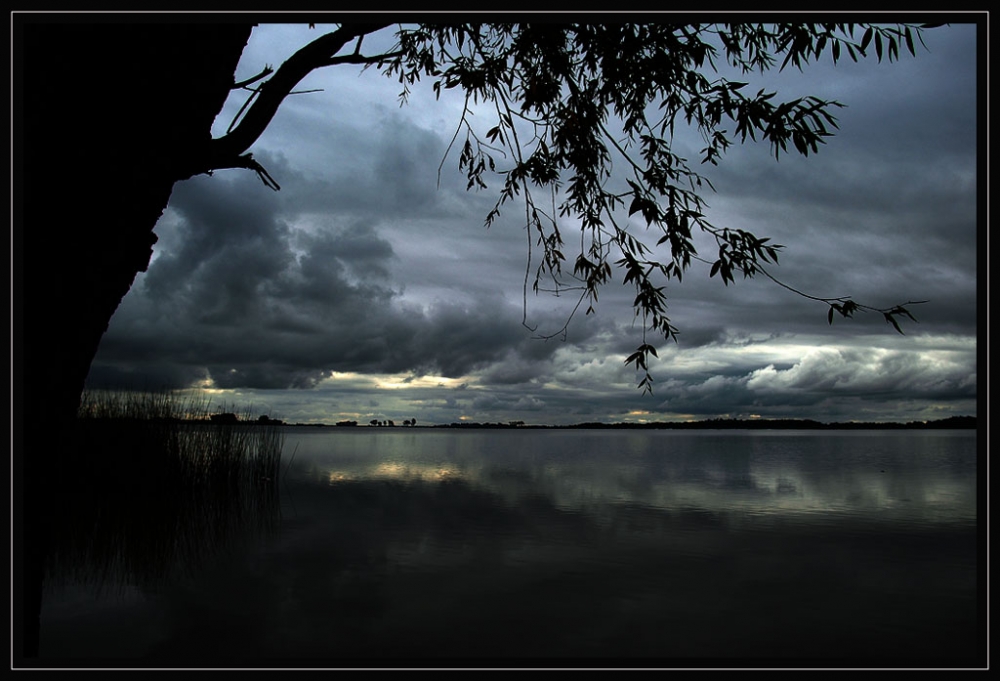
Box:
284, 416, 977, 430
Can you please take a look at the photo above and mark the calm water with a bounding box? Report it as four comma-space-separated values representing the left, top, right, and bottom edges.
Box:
37, 428, 980, 666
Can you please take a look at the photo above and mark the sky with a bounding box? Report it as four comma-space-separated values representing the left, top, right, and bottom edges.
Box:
85, 20, 981, 426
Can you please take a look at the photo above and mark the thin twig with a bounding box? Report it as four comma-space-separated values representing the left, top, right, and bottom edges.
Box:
232, 65, 274, 90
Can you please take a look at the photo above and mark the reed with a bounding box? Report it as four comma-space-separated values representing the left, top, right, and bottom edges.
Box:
74, 389, 284, 483
44, 389, 286, 594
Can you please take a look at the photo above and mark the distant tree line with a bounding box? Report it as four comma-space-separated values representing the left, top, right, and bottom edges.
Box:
551, 416, 977, 430
253, 416, 976, 429
362, 419, 418, 427
438, 421, 530, 429
206, 413, 285, 425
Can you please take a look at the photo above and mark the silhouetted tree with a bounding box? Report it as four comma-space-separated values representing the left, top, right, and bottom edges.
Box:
16, 21, 257, 662
14, 17, 940, 661
17, 20, 937, 425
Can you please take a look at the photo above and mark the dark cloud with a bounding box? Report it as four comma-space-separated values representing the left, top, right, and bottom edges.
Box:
90, 163, 550, 391
86, 23, 978, 425
478, 351, 552, 387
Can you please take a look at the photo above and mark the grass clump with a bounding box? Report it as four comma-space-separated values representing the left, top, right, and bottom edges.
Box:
75, 389, 284, 485
44, 389, 286, 594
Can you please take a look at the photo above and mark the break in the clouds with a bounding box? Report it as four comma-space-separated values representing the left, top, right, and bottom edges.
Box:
87, 21, 979, 425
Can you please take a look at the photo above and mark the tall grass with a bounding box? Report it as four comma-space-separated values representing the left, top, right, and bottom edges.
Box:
75, 389, 284, 484
44, 389, 286, 595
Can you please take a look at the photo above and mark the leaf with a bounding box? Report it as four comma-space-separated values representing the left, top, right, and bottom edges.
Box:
828, 307, 834, 325
860, 27, 874, 52
624, 351, 646, 371
638, 374, 654, 395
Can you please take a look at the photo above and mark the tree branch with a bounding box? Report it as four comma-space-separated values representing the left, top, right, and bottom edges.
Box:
207, 22, 396, 169
321, 50, 404, 67
209, 153, 282, 190
232, 65, 273, 90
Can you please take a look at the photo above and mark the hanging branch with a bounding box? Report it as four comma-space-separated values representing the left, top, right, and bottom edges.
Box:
752, 264, 928, 333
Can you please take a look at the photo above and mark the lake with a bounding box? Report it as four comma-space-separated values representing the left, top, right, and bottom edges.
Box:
36, 428, 981, 668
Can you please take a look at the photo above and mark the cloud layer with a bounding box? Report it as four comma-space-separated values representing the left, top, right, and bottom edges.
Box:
88, 22, 979, 425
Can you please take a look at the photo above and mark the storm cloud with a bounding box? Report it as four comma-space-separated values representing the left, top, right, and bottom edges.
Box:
87, 21, 980, 425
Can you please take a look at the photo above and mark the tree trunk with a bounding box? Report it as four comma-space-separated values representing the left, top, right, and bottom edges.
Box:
15, 20, 254, 661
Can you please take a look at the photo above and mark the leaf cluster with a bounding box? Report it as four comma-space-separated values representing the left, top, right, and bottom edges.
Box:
826, 299, 923, 335
380, 22, 934, 392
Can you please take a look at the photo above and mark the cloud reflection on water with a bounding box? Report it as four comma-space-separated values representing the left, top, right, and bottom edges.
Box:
38, 428, 978, 664
289, 428, 977, 527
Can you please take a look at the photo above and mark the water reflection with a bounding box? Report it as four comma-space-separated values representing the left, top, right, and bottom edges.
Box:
43, 423, 282, 599
37, 429, 978, 665
289, 429, 977, 526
